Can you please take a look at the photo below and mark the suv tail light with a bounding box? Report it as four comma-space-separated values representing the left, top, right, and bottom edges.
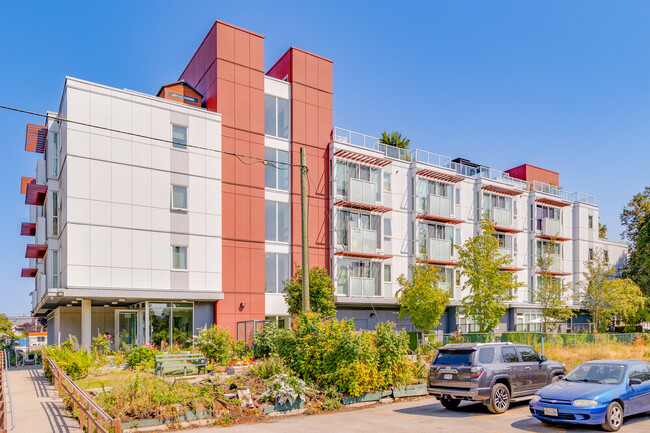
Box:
470, 366, 483, 378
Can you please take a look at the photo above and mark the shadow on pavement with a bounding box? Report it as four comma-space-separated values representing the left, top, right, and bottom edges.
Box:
510, 411, 650, 432
394, 399, 530, 418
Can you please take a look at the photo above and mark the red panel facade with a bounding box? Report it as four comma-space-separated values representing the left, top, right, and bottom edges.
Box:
268, 48, 333, 275
505, 164, 559, 186
180, 21, 266, 333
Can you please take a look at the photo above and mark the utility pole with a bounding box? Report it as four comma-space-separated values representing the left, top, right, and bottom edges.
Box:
300, 147, 310, 312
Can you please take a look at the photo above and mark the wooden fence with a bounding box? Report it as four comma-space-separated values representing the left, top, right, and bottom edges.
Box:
43, 354, 121, 433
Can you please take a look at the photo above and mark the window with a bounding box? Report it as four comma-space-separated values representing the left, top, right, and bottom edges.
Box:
384, 264, 391, 282
517, 346, 540, 362
604, 250, 609, 263
455, 270, 461, 286
335, 160, 382, 202
455, 188, 460, 205
383, 173, 391, 191
172, 125, 188, 149
149, 302, 193, 347
264, 95, 290, 139
434, 350, 472, 366
537, 240, 561, 258
51, 250, 59, 288
589, 248, 594, 261
265, 253, 290, 293
478, 347, 495, 364
264, 148, 290, 191
535, 204, 560, 230
336, 260, 381, 296
51, 133, 59, 177
171, 186, 188, 210
336, 209, 381, 248
629, 364, 650, 383
52, 192, 59, 236
501, 347, 520, 363
417, 222, 452, 255
588, 215, 593, 229
172, 246, 187, 270
265, 201, 290, 243
493, 233, 513, 252
416, 178, 452, 213
482, 193, 512, 226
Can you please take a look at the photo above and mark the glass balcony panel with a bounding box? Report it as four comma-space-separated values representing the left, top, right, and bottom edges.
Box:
498, 247, 512, 258
349, 277, 375, 297
542, 217, 560, 237
493, 208, 511, 227
349, 178, 376, 205
428, 238, 451, 262
550, 254, 561, 272
427, 194, 451, 217
349, 225, 377, 253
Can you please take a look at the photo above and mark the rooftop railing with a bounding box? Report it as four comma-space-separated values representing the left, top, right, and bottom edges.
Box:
333, 127, 595, 203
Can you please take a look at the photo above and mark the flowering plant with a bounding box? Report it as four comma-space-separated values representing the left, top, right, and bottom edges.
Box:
261, 374, 314, 405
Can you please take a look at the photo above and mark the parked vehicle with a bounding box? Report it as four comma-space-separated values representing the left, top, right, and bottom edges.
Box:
428, 342, 566, 413
530, 360, 650, 431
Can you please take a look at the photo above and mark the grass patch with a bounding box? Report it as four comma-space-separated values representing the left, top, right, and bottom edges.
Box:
76, 370, 139, 390
538, 342, 650, 371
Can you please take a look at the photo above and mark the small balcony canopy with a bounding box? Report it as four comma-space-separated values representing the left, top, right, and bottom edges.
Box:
25, 244, 47, 259
21, 268, 37, 278
334, 149, 392, 167
24, 181, 47, 206
25, 124, 48, 153
482, 184, 524, 197
536, 197, 571, 208
21, 222, 36, 236
416, 169, 464, 184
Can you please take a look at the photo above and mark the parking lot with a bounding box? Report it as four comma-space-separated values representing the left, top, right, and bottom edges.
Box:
200, 396, 650, 433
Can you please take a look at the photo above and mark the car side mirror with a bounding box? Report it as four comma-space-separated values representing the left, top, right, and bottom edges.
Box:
540, 356, 548, 362
629, 378, 642, 386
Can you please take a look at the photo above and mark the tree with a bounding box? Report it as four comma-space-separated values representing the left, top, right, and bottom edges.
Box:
456, 216, 521, 332
284, 266, 337, 317
380, 130, 410, 149
598, 222, 607, 239
536, 238, 574, 332
396, 265, 451, 338
0, 313, 13, 336
621, 186, 650, 295
579, 248, 644, 332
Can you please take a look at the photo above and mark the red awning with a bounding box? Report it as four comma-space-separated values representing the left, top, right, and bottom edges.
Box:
25, 244, 47, 259
333, 200, 392, 214
334, 251, 393, 260
21, 222, 36, 236
536, 235, 571, 242
482, 184, 524, 196
417, 259, 457, 267
25, 124, 48, 153
494, 226, 524, 234
416, 215, 465, 225
416, 169, 464, 183
499, 266, 524, 272
536, 197, 571, 208
21, 268, 37, 278
334, 149, 392, 167
20, 176, 35, 194
25, 182, 47, 206
536, 271, 572, 277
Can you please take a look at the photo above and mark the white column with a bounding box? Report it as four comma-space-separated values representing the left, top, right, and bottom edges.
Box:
53, 308, 61, 345
81, 299, 91, 351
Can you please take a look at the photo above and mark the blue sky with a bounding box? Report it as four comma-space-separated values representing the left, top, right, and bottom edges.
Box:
1, 1, 648, 314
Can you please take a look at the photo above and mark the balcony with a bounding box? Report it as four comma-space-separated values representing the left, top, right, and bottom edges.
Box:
487, 207, 512, 228
349, 178, 376, 206
428, 194, 451, 218
537, 254, 570, 276
35, 217, 46, 245
31, 275, 47, 312
349, 277, 377, 297
428, 238, 452, 263
542, 218, 560, 237
498, 247, 512, 258
349, 226, 377, 254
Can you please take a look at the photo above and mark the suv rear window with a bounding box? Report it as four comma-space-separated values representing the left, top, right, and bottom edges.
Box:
478, 347, 495, 364
434, 350, 473, 366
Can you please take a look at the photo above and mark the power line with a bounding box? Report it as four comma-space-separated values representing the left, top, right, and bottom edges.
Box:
0, 104, 304, 169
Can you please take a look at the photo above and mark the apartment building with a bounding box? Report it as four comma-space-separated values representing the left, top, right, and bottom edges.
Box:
20, 20, 627, 347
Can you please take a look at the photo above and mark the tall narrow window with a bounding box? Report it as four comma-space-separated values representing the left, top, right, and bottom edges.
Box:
383, 173, 391, 191
52, 192, 59, 236
51, 250, 59, 288
264, 95, 290, 140
588, 215, 593, 229
265, 201, 290, 243
171, 186, 188, 210
384, 264, 391, 282
264, 148, 290, 191
588, 248, 594, 261
51, 133, 59, 177
265, 253, 290, 293
172, 125, 188, 150
172, 246, 187, 270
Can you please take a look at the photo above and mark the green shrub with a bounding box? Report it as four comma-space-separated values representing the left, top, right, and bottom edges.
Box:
126, 347, 160, 369
248, 355, 291, 379
231, 340, 251, 359
194, 325, 233, 365
44, 337, 98, 380
253, 322, 295, 358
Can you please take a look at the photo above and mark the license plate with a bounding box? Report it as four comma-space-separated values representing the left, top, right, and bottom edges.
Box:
443, 374, 453, 380
543, 407, 558, 417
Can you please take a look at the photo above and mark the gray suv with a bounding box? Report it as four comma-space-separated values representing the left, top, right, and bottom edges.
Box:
428, 342, 565, 414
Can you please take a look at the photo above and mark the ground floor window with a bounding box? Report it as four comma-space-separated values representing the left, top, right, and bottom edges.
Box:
265, 315, 291, 329
148, 302, 194, 348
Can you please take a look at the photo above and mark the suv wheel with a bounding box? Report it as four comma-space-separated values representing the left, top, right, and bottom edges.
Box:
601, 401, 623, 432
487, 383, 510, 414
440, 395, 461, 410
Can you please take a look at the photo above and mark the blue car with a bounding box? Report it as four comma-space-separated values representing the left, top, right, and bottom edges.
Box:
530, 360, 650, 431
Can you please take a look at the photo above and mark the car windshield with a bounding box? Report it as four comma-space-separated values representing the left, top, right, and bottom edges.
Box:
564, 363, 626, 385
434, 350, 473, 366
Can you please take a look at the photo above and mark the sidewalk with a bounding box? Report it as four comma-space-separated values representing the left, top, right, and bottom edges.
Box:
6, 364, 81, 433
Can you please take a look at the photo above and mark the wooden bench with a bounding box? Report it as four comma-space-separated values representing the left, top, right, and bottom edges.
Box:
154, 354, 208, 377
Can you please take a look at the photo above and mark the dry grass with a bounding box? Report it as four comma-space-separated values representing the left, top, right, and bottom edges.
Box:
538, 342, 650, 371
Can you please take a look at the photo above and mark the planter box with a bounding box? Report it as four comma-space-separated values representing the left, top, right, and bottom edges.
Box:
121, 409, 213, 429
392, 383, 428, 398
341, 391, 385, 405
263, 399, 304, 414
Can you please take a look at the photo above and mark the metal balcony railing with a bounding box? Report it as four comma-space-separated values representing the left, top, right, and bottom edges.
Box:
349, 178, 377, 205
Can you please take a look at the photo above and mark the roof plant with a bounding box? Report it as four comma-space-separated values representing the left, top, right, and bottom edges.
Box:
380, 130, 410, 149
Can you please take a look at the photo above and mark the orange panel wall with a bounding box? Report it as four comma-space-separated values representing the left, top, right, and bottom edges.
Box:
505, 164, 559, 186
267, 48, 333, 274
179, 21, 266, 334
